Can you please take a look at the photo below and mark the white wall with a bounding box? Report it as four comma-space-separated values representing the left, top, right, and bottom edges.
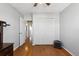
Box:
0, 3, 23, 50
33, 13, 60, 45
24, 14, 32, 21
60, 3, 79, 56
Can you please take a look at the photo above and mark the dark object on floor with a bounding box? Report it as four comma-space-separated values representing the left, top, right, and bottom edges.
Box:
54, 40, 62, 49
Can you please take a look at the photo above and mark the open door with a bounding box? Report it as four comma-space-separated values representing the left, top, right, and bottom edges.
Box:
19, 17, 26, 46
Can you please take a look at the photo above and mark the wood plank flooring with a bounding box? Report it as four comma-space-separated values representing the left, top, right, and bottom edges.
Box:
14, 39, 71, 56
14, 39, 32, 56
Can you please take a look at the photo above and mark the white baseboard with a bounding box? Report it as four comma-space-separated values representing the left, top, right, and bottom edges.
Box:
13, 45, 19, 51
32, 43, 53, 46
32, 43, 35, 46
63, 47, 75, 56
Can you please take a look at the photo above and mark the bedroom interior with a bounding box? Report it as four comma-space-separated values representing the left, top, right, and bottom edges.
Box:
0, 3, 79, 56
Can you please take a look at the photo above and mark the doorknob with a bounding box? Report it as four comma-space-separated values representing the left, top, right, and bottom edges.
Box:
19, 33, 22, 34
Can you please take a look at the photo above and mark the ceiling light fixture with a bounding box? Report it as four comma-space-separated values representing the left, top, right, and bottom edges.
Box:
33, 3, 51, 7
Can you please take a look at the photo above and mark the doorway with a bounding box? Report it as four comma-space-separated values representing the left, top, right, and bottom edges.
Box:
26, 20, 33, 43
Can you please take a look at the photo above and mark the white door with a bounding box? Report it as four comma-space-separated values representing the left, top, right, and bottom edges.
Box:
19, 17, 26, 46
33, 18, 56, 44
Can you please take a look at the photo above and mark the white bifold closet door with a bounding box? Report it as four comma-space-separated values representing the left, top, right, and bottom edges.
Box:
33, 18, 56, 45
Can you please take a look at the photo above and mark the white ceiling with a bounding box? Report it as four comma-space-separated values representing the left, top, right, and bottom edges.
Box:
10, 3, 70, 15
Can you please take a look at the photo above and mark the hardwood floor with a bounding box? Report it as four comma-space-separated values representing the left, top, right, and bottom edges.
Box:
14, 39, 32, 56
14, 39, 71, 56
32, 45, 71, 56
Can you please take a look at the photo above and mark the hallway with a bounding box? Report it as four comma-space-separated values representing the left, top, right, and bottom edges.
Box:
14, 39, 71, 56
